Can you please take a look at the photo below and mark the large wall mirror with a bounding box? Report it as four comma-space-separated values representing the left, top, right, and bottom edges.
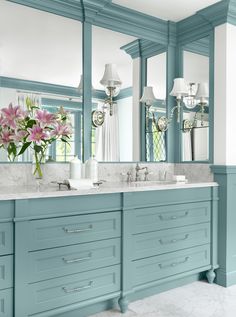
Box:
91, 26, 135, 162
182, 36, 210, 162
145, 52, 167, 162
0, 0, 82, 162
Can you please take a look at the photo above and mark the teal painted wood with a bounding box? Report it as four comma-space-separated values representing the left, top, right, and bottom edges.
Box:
183, 37, 209, 57
140, 57, 147, 162
133, 244, 210, 287
0, 223, 13, 256
211, 165, 236, 286
14, 193, 122, 219
123, 187, 212, 209
27, 238, 120, 282
0, 255, 13, 290
133, 223, 210, 260
0, 201, 14, 222
166, 45, 177, 163
8, 0, 84, 21
27, 211, 121, 250
27, 265, 120, 316
82, 21, 92, 161
0, 288, 13, 317
131, 201, 211, 234
114, 87, 132, 101
208, 31, 215, 164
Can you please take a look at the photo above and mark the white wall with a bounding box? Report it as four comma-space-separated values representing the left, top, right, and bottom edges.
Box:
214, 23, 236, 165
184, 51, 209, 84
117, 96, 133, 161
0, 87, 16, 108
147, 52, 166, 99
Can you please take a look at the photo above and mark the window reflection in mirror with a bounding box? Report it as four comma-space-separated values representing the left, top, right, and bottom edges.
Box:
92, 26, 135, 162
146, 53, 167, 162
0, 1, 82, 162
182, 36, 209, 162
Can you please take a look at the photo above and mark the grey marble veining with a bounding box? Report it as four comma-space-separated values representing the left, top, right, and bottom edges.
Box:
90, 281, 236, 317
174, 163, 213, 182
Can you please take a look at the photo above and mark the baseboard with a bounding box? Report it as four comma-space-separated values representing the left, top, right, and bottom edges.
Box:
216, 268, 236, 287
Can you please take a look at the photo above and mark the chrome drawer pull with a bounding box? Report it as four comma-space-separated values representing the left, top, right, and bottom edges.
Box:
159, 212, 188, 221
63, 224, 93, 234
62, 281, 93, 293
159, 234, 189, 245
159, 256, 189, 269
63, 253, 92, 264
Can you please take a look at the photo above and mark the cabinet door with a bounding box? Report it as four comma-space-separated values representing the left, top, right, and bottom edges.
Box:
0, 256, 13, 290
0, 288, 13, 317
0, 223, 13, 256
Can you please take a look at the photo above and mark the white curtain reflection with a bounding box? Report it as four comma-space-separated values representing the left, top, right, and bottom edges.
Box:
95, 104, 120, 161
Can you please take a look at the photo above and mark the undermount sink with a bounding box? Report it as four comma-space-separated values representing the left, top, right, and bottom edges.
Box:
129, 180, 176, 187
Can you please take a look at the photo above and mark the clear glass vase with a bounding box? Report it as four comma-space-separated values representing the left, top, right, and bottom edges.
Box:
32, 150, 45, 179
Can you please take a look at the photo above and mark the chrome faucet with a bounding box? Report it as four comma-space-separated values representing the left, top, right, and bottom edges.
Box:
135, 163, 147, 182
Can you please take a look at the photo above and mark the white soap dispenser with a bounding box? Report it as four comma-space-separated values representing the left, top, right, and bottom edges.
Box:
69, 156, 82, 179
85, 156, 98, 182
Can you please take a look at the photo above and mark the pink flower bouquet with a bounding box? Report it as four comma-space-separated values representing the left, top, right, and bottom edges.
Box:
0, 102, 72, 178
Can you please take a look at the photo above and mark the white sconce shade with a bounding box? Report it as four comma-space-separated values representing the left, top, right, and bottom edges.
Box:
170, 78, 189, 99
140, 86, 156, 107
100, 63, 122, 87
196, 82, 209, 103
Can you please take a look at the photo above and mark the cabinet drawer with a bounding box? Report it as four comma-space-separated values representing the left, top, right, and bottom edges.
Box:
28, 211, 121, 251
0, 288, 13, 317
0, 255, 13, 290
28, 238, 121, 282
133, 245, 210, 287
132, 202, 210, 234
0, 223, 13, 256
27, 265, 120, 315
133, 223, 210, 260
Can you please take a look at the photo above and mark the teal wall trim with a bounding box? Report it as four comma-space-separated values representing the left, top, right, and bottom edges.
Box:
211, 165, 236, 287
114, 87, 133, 101
121, 39, 167, 59
7, 0, 84, 21
0, 76, 106, 101
82, 1, 172, 44
140, 58, 147, 162
183, 37, 209, 57
82, 21, 92, 162
42, 98, 82, 110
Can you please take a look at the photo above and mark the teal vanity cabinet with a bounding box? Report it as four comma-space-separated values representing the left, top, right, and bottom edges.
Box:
14, 194, 122, 317
0, 201, 14, 317
119, 186, 219, 312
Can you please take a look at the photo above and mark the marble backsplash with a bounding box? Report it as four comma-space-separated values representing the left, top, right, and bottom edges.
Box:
0, 162, 214, 187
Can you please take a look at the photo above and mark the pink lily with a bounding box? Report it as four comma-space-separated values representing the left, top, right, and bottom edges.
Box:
27, 125, 48, 144
10, 130, 28, 143
0, 129, 13, 146
35, 109, 55, 127
1, 103, 26, 129
51, 122, 72, 137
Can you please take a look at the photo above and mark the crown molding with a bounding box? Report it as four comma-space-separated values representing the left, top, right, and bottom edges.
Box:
183, 37, 209, 56
7, 0, 83, 21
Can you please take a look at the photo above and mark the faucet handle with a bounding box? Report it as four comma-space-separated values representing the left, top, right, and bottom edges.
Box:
144, 167, 153, 181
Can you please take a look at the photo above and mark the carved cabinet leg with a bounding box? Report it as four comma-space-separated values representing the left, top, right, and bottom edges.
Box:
118, 296, 129, 313
206, 268, 216, 284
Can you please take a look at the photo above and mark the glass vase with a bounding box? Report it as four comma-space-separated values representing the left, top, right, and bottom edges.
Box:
32, 150, 45, 179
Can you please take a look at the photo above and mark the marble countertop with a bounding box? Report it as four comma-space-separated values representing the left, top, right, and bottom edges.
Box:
0, 181, 218, 201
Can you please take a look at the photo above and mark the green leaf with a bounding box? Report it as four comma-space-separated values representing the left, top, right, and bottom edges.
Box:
18, 142, 31, 155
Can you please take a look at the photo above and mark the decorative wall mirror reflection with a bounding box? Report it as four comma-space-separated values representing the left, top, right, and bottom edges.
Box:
181, 36, 210, 162
0, 1, 82, 162
91, 26, 135, 162
145, 52, 167, 162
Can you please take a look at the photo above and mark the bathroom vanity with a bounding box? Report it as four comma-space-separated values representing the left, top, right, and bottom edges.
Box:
0, 182, 218, 317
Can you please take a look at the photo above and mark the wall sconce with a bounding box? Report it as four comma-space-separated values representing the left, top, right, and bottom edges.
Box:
157, 78, 189, 132
183, 82, 209, 132
140, 86, 157, 132
100, 63, 122, 116
183, 82, 198, 109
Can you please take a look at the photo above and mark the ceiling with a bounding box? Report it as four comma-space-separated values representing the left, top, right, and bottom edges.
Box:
112, 0, 222, 22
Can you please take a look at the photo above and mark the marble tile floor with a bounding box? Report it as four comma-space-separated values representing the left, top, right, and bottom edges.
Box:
90, 281, 236, 317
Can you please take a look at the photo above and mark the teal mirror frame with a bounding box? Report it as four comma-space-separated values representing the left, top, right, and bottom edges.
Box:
4, 0, 230, 163
176, 30, 214, 164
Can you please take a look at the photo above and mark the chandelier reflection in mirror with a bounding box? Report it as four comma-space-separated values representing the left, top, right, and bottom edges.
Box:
183, 82, 209, 132
141, 79, 209, 133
